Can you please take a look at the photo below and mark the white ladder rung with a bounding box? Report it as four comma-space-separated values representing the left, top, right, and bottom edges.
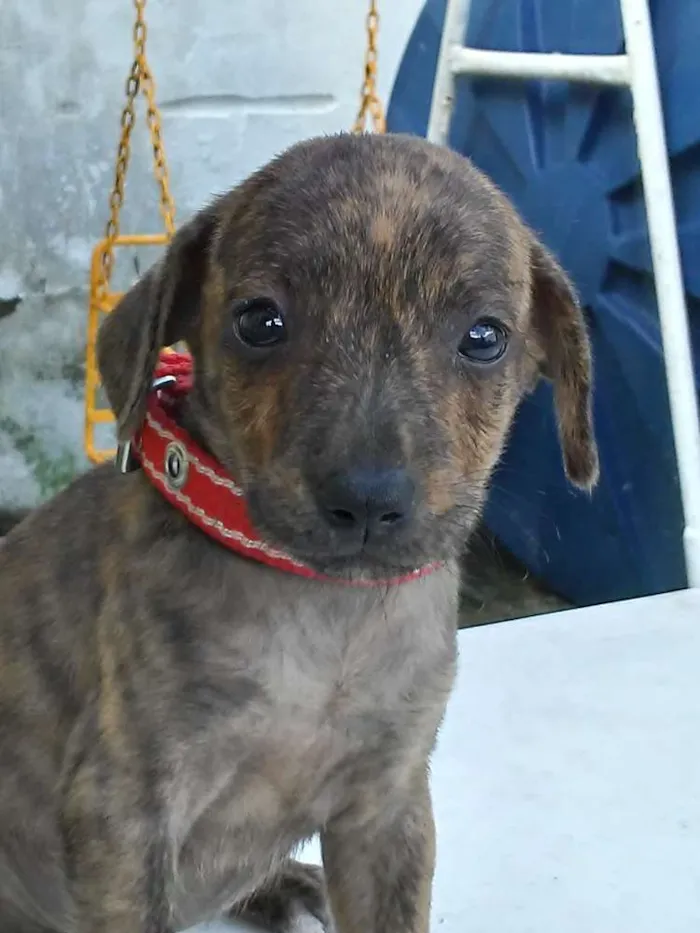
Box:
449, 48, 630, 86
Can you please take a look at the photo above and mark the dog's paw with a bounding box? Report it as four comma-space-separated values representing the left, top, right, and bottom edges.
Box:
232, 862, 333, 933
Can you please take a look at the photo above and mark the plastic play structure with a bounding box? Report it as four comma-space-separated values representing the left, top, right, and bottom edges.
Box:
389, 0, 700, 607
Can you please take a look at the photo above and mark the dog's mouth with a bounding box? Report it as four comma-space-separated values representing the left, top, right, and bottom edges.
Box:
295, 543, 428, 577
247, 503, 464, 579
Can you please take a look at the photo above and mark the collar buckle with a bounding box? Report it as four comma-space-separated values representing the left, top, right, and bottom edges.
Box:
115, 374, 178, 475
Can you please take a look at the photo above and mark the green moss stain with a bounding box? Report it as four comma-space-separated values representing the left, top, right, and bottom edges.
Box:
0, 416, 79, 499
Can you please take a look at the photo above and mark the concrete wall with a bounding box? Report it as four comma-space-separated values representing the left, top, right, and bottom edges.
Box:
0, 0, 423, 510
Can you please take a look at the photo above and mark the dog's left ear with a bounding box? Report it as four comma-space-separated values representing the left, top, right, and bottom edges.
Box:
97, 206, 218, 443
529, 238, 599, 490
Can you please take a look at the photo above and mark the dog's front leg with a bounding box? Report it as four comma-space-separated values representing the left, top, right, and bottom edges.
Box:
60, 750, 172, 933
321, 767, 435, 933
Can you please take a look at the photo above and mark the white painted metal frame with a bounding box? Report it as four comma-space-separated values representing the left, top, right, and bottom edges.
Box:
428, 0, 700, 588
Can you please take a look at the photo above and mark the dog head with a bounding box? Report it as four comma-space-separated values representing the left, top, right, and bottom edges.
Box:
98, 133, 597, 578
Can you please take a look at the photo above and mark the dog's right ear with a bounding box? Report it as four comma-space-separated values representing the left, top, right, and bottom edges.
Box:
97, 206, 218, 443
529, 237, 599, 491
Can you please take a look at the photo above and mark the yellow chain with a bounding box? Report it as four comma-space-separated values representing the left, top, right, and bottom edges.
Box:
98, 0, 175, 299
353, 0, 386, 134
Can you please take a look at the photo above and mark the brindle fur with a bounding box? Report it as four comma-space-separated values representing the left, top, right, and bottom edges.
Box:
0, 133, 598, 933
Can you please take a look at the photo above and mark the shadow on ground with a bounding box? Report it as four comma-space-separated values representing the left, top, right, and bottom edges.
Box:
459, 526, 569, 628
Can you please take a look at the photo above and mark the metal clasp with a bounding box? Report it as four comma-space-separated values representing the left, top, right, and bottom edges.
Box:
115, 374, 178, 474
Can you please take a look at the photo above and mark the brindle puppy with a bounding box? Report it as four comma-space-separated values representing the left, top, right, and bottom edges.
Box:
0, 133, 598, 933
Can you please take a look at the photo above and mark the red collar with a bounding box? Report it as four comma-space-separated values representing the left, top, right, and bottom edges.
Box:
121, 352, 440, 587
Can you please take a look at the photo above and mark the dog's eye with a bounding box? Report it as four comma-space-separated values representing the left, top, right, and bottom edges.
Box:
236, 301, 287, 348
458, 318, 508, 364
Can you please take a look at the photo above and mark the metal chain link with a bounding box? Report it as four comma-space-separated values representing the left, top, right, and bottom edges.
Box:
353, 0, 386, 134
98, 0, 175, 298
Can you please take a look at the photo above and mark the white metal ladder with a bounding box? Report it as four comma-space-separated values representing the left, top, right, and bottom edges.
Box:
427, 0, 700, 588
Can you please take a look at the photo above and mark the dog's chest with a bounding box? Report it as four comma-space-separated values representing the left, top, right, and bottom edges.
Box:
255, 607, 432, 798
183, 590, 446, 801
168, 578, 456, 925
172, 629, 421, 924
227, 580, 451, 794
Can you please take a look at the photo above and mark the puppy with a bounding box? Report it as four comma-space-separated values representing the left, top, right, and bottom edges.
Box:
0, 133, 597, 933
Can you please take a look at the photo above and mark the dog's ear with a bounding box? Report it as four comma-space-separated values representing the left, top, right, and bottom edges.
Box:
529, 238, 599, 490
97, 206, 218, 442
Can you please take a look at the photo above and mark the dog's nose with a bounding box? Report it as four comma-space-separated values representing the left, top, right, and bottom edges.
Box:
318, 468, 415, 535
